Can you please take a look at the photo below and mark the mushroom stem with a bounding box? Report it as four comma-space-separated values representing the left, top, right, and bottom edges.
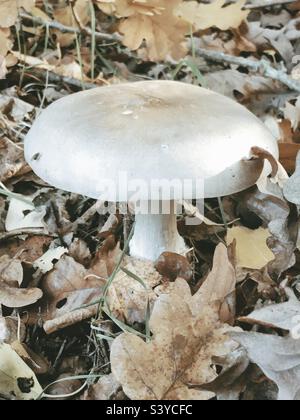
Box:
129, 200, 187, 261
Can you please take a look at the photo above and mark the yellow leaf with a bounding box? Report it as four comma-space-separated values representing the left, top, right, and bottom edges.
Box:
176, 0, 249, 31
226, 226, 275, 270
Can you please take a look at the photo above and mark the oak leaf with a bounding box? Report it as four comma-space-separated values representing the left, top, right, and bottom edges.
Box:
176, 0, 249, 31
102, 0, 189, 61
111, 278, 237, 400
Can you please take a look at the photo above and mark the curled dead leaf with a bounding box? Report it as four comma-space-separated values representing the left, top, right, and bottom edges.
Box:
0, 283, 43, 308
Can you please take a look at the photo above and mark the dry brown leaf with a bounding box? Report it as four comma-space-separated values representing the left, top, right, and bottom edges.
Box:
27, 255, 105, 334
11, 341, 49, 375
53, 0, 90, 47
107, 257, 162, 324
106, 0, 189, 61
0, 235, 53, 262
226, 226, 275, 270
83, 373, 122, 400
196, 243, 236, 324
176, 0, 249, 31
0, 138, 29, 183
111, 278, 237, 400
0, 283, 43, 308
0, 0, 35, 28
0, 255, 23, 286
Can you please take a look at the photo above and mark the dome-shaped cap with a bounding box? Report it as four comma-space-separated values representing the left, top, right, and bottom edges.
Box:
24, 81, 278, 201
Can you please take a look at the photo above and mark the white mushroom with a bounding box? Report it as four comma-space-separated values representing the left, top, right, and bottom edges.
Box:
24, 81, 278, 261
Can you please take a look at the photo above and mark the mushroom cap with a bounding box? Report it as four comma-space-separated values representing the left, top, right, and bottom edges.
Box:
25, 81, 278, 201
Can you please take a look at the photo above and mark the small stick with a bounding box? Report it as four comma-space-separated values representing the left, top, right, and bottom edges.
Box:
196, 47, 300, 93
19, 12, 122, 43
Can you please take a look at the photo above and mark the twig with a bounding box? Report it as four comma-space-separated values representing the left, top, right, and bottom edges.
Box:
245, 0, 295, 8
19, 12, 122, 44
27, 68, 99, 90
196, 48, 300, 93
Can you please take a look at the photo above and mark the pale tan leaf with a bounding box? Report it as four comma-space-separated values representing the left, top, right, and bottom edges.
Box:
0, 0, 35, 28
226, 226, 275, 269
5, 197, 46, 232
195, 243, 236, 324
117, 0, 188, 61
0, 284, 43, 308
111, 279, 237, 400
0, 342, 42, 400
176, 0, 249, 31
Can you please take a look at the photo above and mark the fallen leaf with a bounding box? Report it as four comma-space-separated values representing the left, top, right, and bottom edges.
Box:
11, 341, 49, 375
0, 28, 12, 56
0, 342, 42, 400
0, 55, 7, 79
176, 0, 249, 31
196, 243, 236, 324
33, 246, 68, 273
226, 226, 275, 270
0, 283, 43, 308
0, 256, 40, 309
0, 91, 34, 121
111, 278, 237, 400
0, 254, 23, 286
52, 0, 90, 47
237, 188, 297, 276
0, 138, 29, 183
27, 255, 105, 334
0, 317, 26, 344
83, 373, 122, 400
5, 197, 46, 232
239, 288, 300, 333
283, 151, 300, 204
107, 257, 162, 324
232, 331, 300, 400
102, 0, 189, 61
0, 0, 35, 28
